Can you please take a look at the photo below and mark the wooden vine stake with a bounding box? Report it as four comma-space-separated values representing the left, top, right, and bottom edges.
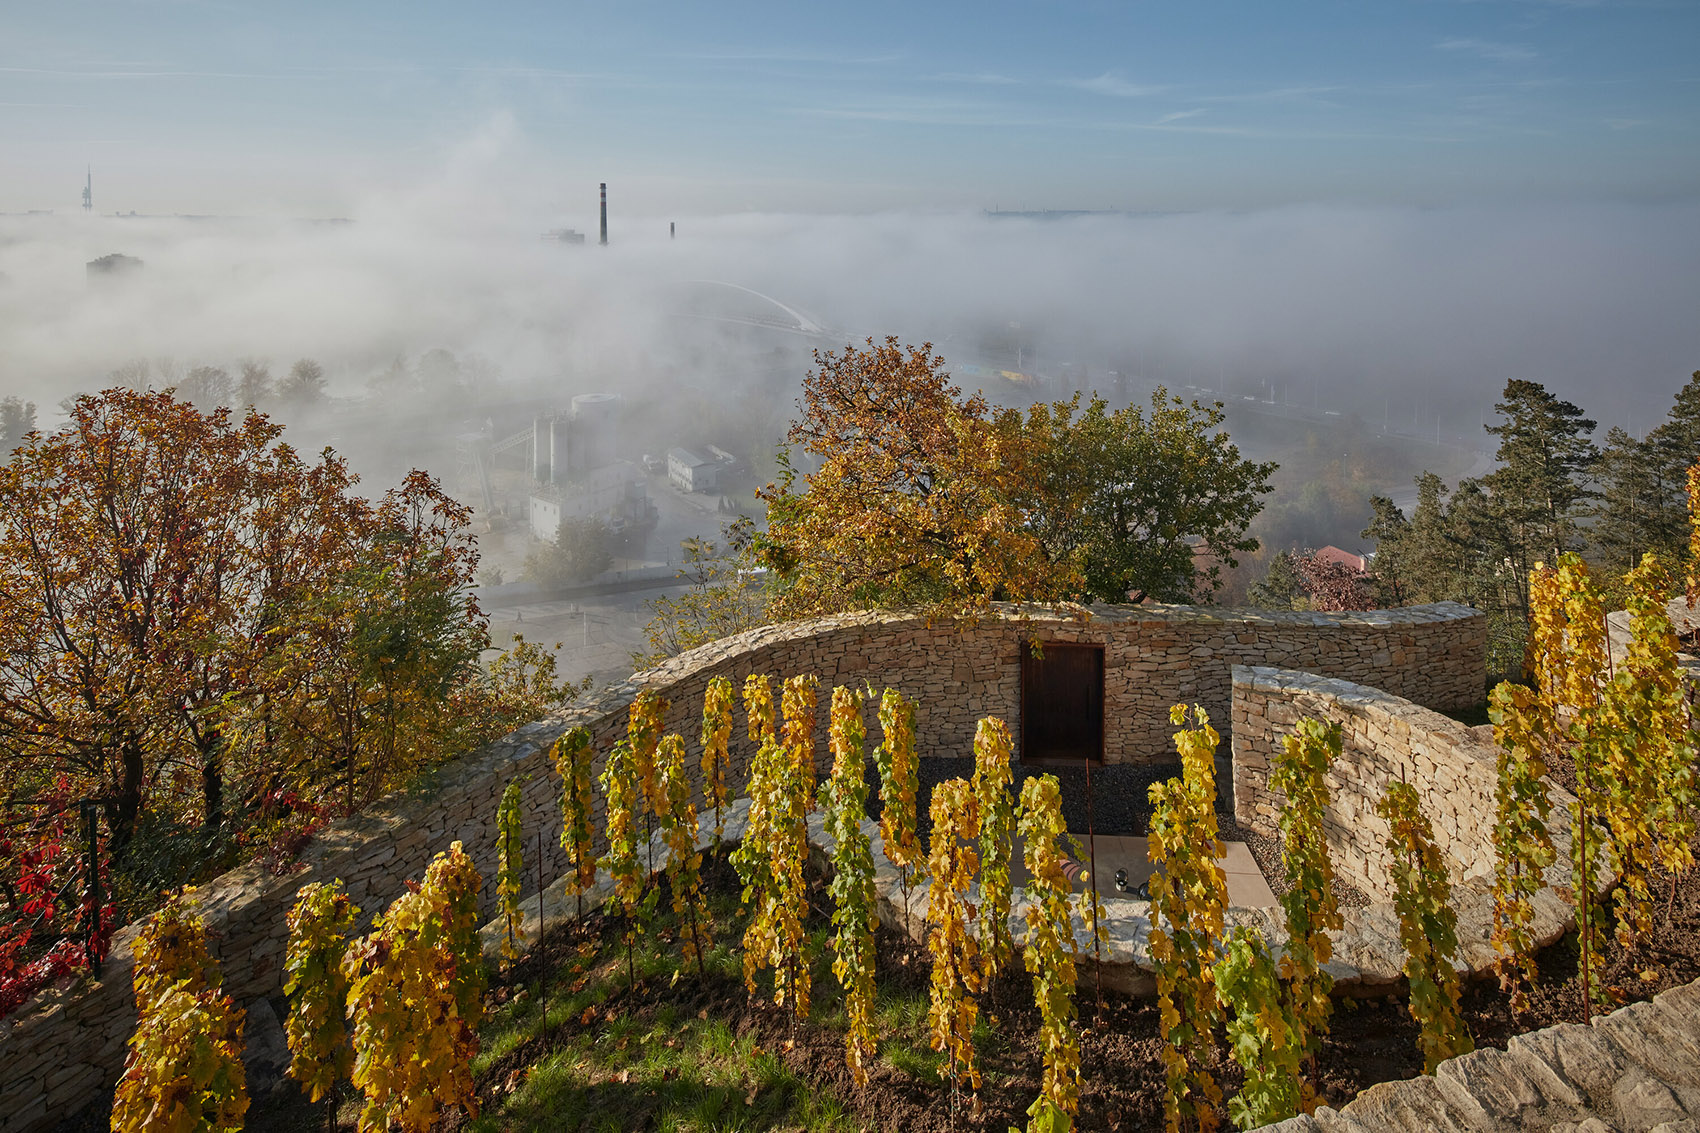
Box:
1017, 774, 1084, 1133
1270, 716, 1343, 1106
875, 687, 925, 938
659, 732, 713, 976
551, 726, 597, 922
971, 716, 1016, 984
826, 685, 879, 1085
925, 778, 983, 1126
114, 888, 249, 1133
701, 675, 735, 848
1149, 704, 1228, 1133
1379, 781, 1473, 1073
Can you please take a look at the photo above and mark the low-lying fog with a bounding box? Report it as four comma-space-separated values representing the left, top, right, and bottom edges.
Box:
3, 173, 1698, 454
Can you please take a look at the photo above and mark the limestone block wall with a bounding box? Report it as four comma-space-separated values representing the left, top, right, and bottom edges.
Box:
0, 600, 1483, 1131
633, 600, 1486, 769
1230, 665, 1507, 898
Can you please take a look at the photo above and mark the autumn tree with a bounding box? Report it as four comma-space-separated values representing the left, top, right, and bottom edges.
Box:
759, 339, 1275, 615
759, 338, 1052, 617
0, 388, 511, 909
1019, 390, 1276, 603
0, 389, 319, 854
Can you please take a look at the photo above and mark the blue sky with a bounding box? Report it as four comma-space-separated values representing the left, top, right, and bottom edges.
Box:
3, 0, 1698, 214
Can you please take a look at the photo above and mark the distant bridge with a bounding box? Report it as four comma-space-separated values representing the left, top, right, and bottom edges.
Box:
674, 279, 836, 340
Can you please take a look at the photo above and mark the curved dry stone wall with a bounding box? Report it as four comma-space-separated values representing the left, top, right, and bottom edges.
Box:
0, 600, 1482, 1130
1230, 665, 1602, 990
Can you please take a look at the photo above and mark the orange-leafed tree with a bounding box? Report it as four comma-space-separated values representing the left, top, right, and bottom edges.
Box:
758, 338, 1058, 618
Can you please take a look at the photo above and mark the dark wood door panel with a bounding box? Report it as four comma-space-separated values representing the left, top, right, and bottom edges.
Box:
1020, 642, 1104, 764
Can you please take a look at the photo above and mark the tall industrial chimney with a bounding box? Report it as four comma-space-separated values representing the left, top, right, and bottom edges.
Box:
670, 221, 675, 239
599, 182, 607, 246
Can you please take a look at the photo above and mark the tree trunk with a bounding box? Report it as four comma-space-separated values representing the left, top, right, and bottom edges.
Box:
200, 727, 224, 832
110, 739, 145, 860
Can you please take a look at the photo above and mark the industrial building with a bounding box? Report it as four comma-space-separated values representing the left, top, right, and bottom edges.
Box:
667, 447, 719, 493
519, 394, 655, 543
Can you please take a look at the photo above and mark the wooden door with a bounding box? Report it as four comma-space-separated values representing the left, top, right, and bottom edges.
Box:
1020, 642, 1104, 764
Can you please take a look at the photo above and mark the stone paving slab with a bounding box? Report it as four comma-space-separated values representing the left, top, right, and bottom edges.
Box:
1251, 981, 1700, 1132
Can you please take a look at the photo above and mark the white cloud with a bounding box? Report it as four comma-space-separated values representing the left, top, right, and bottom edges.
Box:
1436, 38, 1539, 62
1063, 72, 1166, 98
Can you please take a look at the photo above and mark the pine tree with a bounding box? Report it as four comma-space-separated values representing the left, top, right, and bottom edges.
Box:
1481, 379, 1599, 616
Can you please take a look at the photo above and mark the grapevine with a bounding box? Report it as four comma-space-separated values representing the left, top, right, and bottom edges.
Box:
112, 980, 249, 1133
1148, 704, 1229, 1133
825, 685, 879, 1085
658, 732, 712, 975
925, 777, 983, 1116
115, 890, 249, 1133
1545, 553, 1612, 1012
550, 727, 597, 920
781, 673, 820, 810
1017, 774, 1083, 1131
132, 887, 219, 1015
701, 675, 736, 845
1270, 716, 1342, 1105
283, 880, 360, 1103
1379, 781, 1473, 1073
732, 737, 784, 1000
875, 687, 925, 933
744, 672, 776, 745
600, 738, 653, 984
1689, 462, 1700, 606
1602, 553, 1696, 940
972, 715, 1016, 982
1486, 681, 1555, 1010
628, 688, 670, 871
496, 776, 526, 965
1215, 926, 1302, 1130
342, 841, 484, 1133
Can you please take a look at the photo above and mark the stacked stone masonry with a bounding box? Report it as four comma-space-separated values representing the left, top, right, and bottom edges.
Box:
0, 600, 1483, 1130
1253, 980, 1700, 1133
1229, 665, 1599, 989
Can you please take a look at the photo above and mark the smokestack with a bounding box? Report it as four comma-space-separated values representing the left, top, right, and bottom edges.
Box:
600, 182, 607, 246
670, 221, 675, 239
